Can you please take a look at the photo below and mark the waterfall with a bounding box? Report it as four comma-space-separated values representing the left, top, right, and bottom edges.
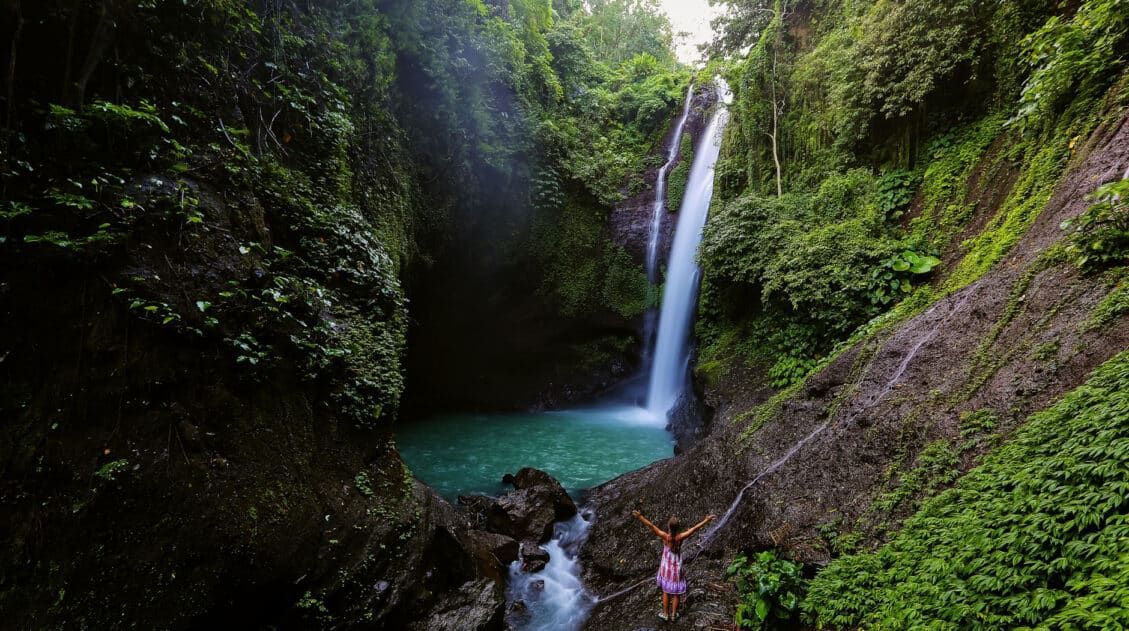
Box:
645, 81, 732, 417
641, 83, 695, 371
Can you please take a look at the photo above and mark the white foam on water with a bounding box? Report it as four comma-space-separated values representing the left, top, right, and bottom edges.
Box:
506, 515, 594, 631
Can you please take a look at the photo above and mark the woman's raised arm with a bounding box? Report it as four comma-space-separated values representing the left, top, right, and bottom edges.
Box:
632, 510, 667, 538
675, 514, 716, 541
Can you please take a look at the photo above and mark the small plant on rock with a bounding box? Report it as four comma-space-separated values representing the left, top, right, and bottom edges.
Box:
727, 550, 805, 630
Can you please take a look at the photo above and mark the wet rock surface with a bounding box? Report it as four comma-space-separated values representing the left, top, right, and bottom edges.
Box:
667, 384, 713, 454
460, 467, 576, 544
409, 577, 505, 631
610, 85, 720, 265
462, 530, 521, 584
520, 541, 551, 573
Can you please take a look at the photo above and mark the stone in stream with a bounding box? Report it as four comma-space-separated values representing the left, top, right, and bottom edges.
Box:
519, 540, 550, 573
461, 468, 577, 543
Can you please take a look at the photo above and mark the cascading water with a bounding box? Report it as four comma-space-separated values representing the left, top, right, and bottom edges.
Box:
506, 514, 594, 630
641, 83, 696, 370
645, 80, 732, 417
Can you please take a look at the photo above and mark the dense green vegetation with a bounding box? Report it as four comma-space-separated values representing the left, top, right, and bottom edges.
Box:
3, 0, 1127, 627
696, 0, 1129, 386
804, 350, 1129, 628
0, 0, 691, 426
704, 1, 1128, 628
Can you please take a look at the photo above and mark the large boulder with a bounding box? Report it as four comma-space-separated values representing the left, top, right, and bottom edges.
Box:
497, 468, 578, 542
461, 469, 577, 543
408, 578, 504, 631
460, 494, 508, 533
461, 530, 520, 584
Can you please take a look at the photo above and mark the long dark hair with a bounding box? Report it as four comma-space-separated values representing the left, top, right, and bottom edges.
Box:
667, 516, 682, 553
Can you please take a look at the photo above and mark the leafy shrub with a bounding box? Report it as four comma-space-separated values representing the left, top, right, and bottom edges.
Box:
875, 170, 916, 221
728, 550, 806, 630
871, 440, 960, 515
959, 408, 1000, 439
94, 459, 131, 482
701, 170, 901, 339
1063, 179, 1129, 272
868, 250, 941, 306
767, 354, 818, 389
1012, 0, 1129, 129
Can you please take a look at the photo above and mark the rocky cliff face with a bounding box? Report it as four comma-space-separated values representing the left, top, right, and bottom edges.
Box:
0, 173, 494, 628
577, 104, 1129, 630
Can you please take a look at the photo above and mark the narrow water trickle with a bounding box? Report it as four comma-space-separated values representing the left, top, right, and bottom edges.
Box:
692, 291, 974, 554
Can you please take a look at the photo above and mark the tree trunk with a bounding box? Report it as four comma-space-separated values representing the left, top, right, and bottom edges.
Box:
5, 0, 23, 133
61, 0, 82, 103
770, 44, 783, 197
73, 0, 116, 108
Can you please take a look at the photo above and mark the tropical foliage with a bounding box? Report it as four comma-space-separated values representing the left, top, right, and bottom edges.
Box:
804, 351, 1129, 628
696, 0, 1129, 387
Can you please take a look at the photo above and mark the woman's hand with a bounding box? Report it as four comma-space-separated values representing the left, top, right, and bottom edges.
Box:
631, 510, 641, 519
707, 514, 717, 521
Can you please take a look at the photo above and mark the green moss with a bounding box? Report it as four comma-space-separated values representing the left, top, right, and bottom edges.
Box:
944, 104, 1100, 293
960, 245, 1067, 399
1032, 340, 1061, 361
93, 459, 130, 482
602, 246, 650, 318
910, 114, 1008, 252
737, 380, 803, 440
666, 131, 695, 212
1083, 270, 1129, 331
570, 335, 634, 371
354, 472, 375, 498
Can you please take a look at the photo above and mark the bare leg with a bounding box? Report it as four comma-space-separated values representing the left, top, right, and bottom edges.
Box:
671, 595, 680, 620
662, 592, 670, 618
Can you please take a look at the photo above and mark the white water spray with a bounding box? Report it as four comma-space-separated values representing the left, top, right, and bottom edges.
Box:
506, 514, 594, 630
645, 81, 732, 417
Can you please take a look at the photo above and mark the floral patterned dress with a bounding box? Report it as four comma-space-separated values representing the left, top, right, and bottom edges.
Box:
656, 543, 687, 595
